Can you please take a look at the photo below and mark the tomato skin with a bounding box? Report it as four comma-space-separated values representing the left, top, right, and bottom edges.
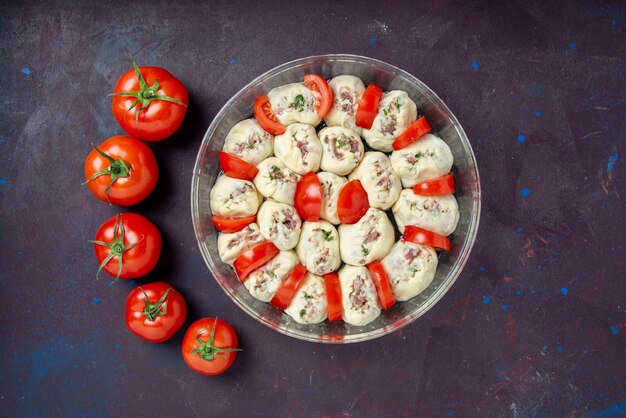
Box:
294, 172, 322, 221
233, 242, 279, 282
403, 225, 450, 251
304, 74, 333, 118
182, 318, 239, 376
270, 264, 307, 310
367, 261, 396, 310
211, 215, 256, 233
392, 116, 432, 150
337, 180, 369, 224
84, 136, 158, 206
323, 272, 343, 321
219, 151, 259, 180
93, 213, 162, 279
125, 282, 187, 343
253, 95, 285, 135
355, 84, 382, 129
413, 174, 455, 195
112, 66, 188, 141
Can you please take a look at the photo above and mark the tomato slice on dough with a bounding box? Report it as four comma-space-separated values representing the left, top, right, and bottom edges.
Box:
253, 95, 286, 135
233, 242, 279, 282
219, 151, 259, 181
211, 215, 256, 233
323, 272, 343, 322
294, 172, 322, 221
403, 225, 450, 251
392, 116, 432, 150
412, 174, 455, 196
367, 261, 396, 310
304, 74, 333, 118
337, 180, 369, 224
355, 84, 383, 129
270, 264, 308, 310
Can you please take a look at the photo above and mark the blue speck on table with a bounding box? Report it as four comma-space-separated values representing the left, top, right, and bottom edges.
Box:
517, 133, 526, 143
520, 188, 530, 197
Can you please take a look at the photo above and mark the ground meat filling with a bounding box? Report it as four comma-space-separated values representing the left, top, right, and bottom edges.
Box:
295, 135, 310, 165
224, 184, 253, 209
405, 150, 436, 165
326, 132, 360, 160
337, 86, 357, 115
233, 131, 269, 157
226, 226, 262, 250
252, 263, 280, 293
349, 275, 370, 313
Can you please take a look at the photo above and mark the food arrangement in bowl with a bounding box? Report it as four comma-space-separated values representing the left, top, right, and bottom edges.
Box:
192, 55, 480, 343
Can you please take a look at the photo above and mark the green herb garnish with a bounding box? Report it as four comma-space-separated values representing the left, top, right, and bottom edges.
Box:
268, 271, 275, 278
409, 267, 418, 273
361, 246, 369, 255
269, 165, 281, 180
300, 309, 306, 317
337, 138, 348, 148
383, 109, 388, 116
395, 97, 403, 110
322, 229, 334, 241
414, 151, 424, 159
294, 94, 305, 112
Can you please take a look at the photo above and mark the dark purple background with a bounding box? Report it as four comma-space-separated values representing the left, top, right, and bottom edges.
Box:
1, 1, 624, 417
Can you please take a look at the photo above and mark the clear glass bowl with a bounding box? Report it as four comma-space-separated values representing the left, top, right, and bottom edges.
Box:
191, 54, 481, 344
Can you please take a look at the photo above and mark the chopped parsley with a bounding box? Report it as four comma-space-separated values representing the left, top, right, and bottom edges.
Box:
269, 165, 281, 180
336, 138, 348, 148
268, 271, 275, 278
414, 151, 424, 159
300, 309, 306, 317
294, 94, 305, 112
361, 246, 369, 255
322, 229, 334, 241
409, 267, 418, 273
303, 292, 313, 299
383, 109, 388, 116
395, 96, 403, 110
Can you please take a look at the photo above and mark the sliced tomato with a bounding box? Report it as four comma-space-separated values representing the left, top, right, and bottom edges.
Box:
323, 272, 343, 322
413, 174, 455, 196
219, 151, 259, 180
304, 74, 333, 118
270, 264, 307, 310
392, 116, 432, 150
233, 242, 279, 282
211, 215, 256, 233
253, 95, 285, 135
355, 84, 383, 129
403, 225, 450, 251
367, 261, 396, 310
294, 172, 322, 221
337, 180, 369, 224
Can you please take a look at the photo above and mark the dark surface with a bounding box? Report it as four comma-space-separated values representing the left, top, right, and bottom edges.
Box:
1, 1, 624, 417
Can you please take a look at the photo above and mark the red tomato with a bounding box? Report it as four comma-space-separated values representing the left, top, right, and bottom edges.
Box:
337, 180, 369, 224
84, 136, 158, 206
219, 151, 259, 180
270, 264, 307, 310
294, 172, 322, 221
355, 84, 382, 129
253, 95, 285, 135
91, 213, 162, 279
413, 174, 455, 195
304, 74, 333, 118
211, 215, 256, 233
233, 242, 279, 282
111, 54, 188, 141
182, 318, 241, 376
125, 282, 187, 343
323, 272, 343, 322
367, 261, 396, 310
403, 225, 450, 251
392, 116, 432, 150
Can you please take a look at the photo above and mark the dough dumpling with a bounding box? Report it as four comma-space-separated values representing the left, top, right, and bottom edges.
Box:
338, 265, 381, 326
267, 82, 322, 127
223, 119, 273, 166
317, 172, 348, 225
392, 190, 459, 236
253, 157, 300, 206
349, 152, 401, 210
318, 127, 364, 176
324, 75, 365, 135
380, 241, 438, 301
338, 208, 394, 266
210, 175, 260, 217
244, 250, 299, 302
216, 223, 265, 264
362, 90, 417, 152
274, 123, 322, 175
257, 200, 302, 250
285, 273, 328, 324
389, 134, 453, 188
295, 221, 341, 275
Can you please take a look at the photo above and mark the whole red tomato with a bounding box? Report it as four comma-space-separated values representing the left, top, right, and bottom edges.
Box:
84, 136, 158, 206
91, 213, 162, 279
182, 318, 241, 376
111, 54, 188, 141
125, 282, 187, 343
